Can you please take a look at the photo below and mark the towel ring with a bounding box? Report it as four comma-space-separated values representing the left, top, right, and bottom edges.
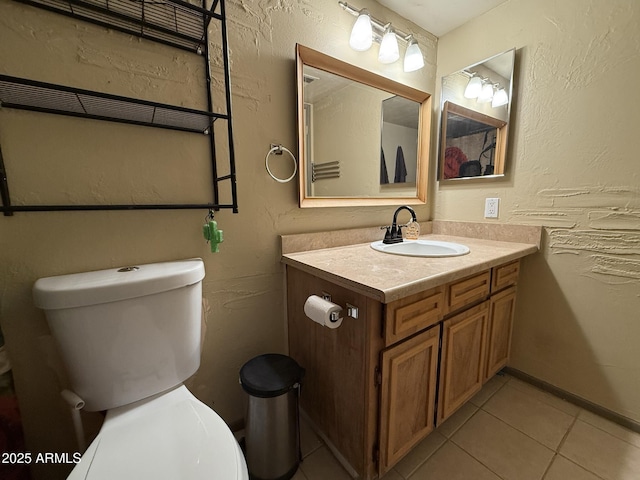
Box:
265, 145, 297, 183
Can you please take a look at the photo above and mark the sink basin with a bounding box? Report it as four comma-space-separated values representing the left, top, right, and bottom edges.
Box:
370, 239, 470, 258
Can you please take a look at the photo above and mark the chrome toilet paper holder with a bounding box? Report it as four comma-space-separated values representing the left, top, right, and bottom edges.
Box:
321, 292, 359, 320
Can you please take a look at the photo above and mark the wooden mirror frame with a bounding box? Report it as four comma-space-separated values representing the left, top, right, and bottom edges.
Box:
296, 44, 432, 208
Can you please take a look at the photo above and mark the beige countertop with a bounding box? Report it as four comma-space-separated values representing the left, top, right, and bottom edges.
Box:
281, 232, 539, 303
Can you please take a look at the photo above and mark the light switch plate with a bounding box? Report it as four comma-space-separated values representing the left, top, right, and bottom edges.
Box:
485, 198, 499, 218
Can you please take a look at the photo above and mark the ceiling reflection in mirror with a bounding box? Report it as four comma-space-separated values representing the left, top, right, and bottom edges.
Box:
296, 45, 431, 208
439, 48, 515, 181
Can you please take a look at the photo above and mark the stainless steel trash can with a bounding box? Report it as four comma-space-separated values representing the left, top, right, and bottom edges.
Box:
240, 354, 304, 480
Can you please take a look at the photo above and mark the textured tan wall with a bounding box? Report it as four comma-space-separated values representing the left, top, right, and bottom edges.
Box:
435, 0, 640, 423
0, 0, 435, 478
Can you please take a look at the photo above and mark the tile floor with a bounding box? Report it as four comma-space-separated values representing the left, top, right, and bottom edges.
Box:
292, 374, 640, 480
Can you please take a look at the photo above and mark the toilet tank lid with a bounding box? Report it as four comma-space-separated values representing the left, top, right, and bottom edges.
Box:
33, 258, 205, 310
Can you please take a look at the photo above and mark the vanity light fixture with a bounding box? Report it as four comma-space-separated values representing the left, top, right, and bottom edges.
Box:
477, 82, 495, 103
464, 75, 483, 98
338, 1, 424, 72
491, 87, 509, 107
404, 36, 425, 72
349, 9, 373, 51
463, 70, 508, 108
378, 25, 400, 64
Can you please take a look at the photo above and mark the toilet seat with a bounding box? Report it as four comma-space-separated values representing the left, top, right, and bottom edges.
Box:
69, 385, 248, 480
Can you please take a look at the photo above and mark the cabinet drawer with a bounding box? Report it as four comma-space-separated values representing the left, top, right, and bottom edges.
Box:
384, 287, 444, 346
446, 271, 490, 314
491, 260, 520, 292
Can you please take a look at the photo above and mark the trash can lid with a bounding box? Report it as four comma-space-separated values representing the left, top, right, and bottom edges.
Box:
240, 354, 304, 398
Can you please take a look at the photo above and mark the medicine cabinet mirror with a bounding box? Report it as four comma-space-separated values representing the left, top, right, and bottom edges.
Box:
439, 48, 515, 181
296, 44, 432, 208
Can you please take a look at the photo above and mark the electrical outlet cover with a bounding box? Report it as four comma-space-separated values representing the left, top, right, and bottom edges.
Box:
485, 198, 499, 218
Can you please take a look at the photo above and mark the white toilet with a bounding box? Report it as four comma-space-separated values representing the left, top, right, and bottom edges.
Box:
33, 258, 249, 480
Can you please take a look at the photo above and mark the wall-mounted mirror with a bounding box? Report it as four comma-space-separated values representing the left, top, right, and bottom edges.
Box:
439, 48, 515, 181
296, 44, 432, 208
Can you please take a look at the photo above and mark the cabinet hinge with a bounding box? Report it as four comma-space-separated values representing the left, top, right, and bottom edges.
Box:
374, 366, 382, 387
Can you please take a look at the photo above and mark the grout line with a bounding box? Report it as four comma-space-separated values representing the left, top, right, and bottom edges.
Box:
562, 419, 640, 479
412, 377, 511, 477
302, 442, 323, 459
555, 453, 607, 480
576, 411, 640, 451
540, 453, 558, 480
469, 376, 509, 408
482, 380, 580, 440
401, 435, 449, 479
295, 468, 310, 480
451, 406, 560, 479
441, 403, 482, 440
556, 414, 579, 453
448, 408, 517, 479
447, 436, 508, 480
478, 408, 558, 453
477, 382, 578, 451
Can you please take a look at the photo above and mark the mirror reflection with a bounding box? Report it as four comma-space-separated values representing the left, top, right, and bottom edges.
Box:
439, 48, 515, 181
296, 45, 431, 208
380, 96, 420, 185
442, 102, 506, 179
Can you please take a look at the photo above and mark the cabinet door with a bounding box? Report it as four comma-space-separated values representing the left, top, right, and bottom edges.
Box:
379, 325, 440, 475
437, 302, 489, 424
485, 286, 517, 381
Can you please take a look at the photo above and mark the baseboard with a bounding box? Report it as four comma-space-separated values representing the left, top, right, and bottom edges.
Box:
504, 367, 640, 434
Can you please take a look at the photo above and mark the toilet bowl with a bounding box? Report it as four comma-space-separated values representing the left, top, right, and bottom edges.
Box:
68, 385, 247, 479
33, 259, 248, 479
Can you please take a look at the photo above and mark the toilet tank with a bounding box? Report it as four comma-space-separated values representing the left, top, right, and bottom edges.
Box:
33, 259, 205, 412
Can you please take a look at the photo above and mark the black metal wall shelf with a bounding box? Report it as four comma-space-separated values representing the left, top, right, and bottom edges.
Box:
0, 75, 225, 134
13, 0, 221, 54
1, 0, 238, 216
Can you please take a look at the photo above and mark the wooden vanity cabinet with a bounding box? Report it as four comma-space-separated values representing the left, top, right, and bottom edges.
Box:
286, 259, 520, 480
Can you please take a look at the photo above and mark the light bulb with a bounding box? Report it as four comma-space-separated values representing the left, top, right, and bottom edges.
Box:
491, 88, 509, 107
464, 76, 482, 98
478, 83, 494, 103
403, 39, 424, 72
378, 29, 399, 64
349, 11, 373, 52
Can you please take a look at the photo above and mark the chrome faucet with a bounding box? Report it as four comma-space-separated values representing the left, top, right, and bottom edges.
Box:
382, 206, 417, 244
